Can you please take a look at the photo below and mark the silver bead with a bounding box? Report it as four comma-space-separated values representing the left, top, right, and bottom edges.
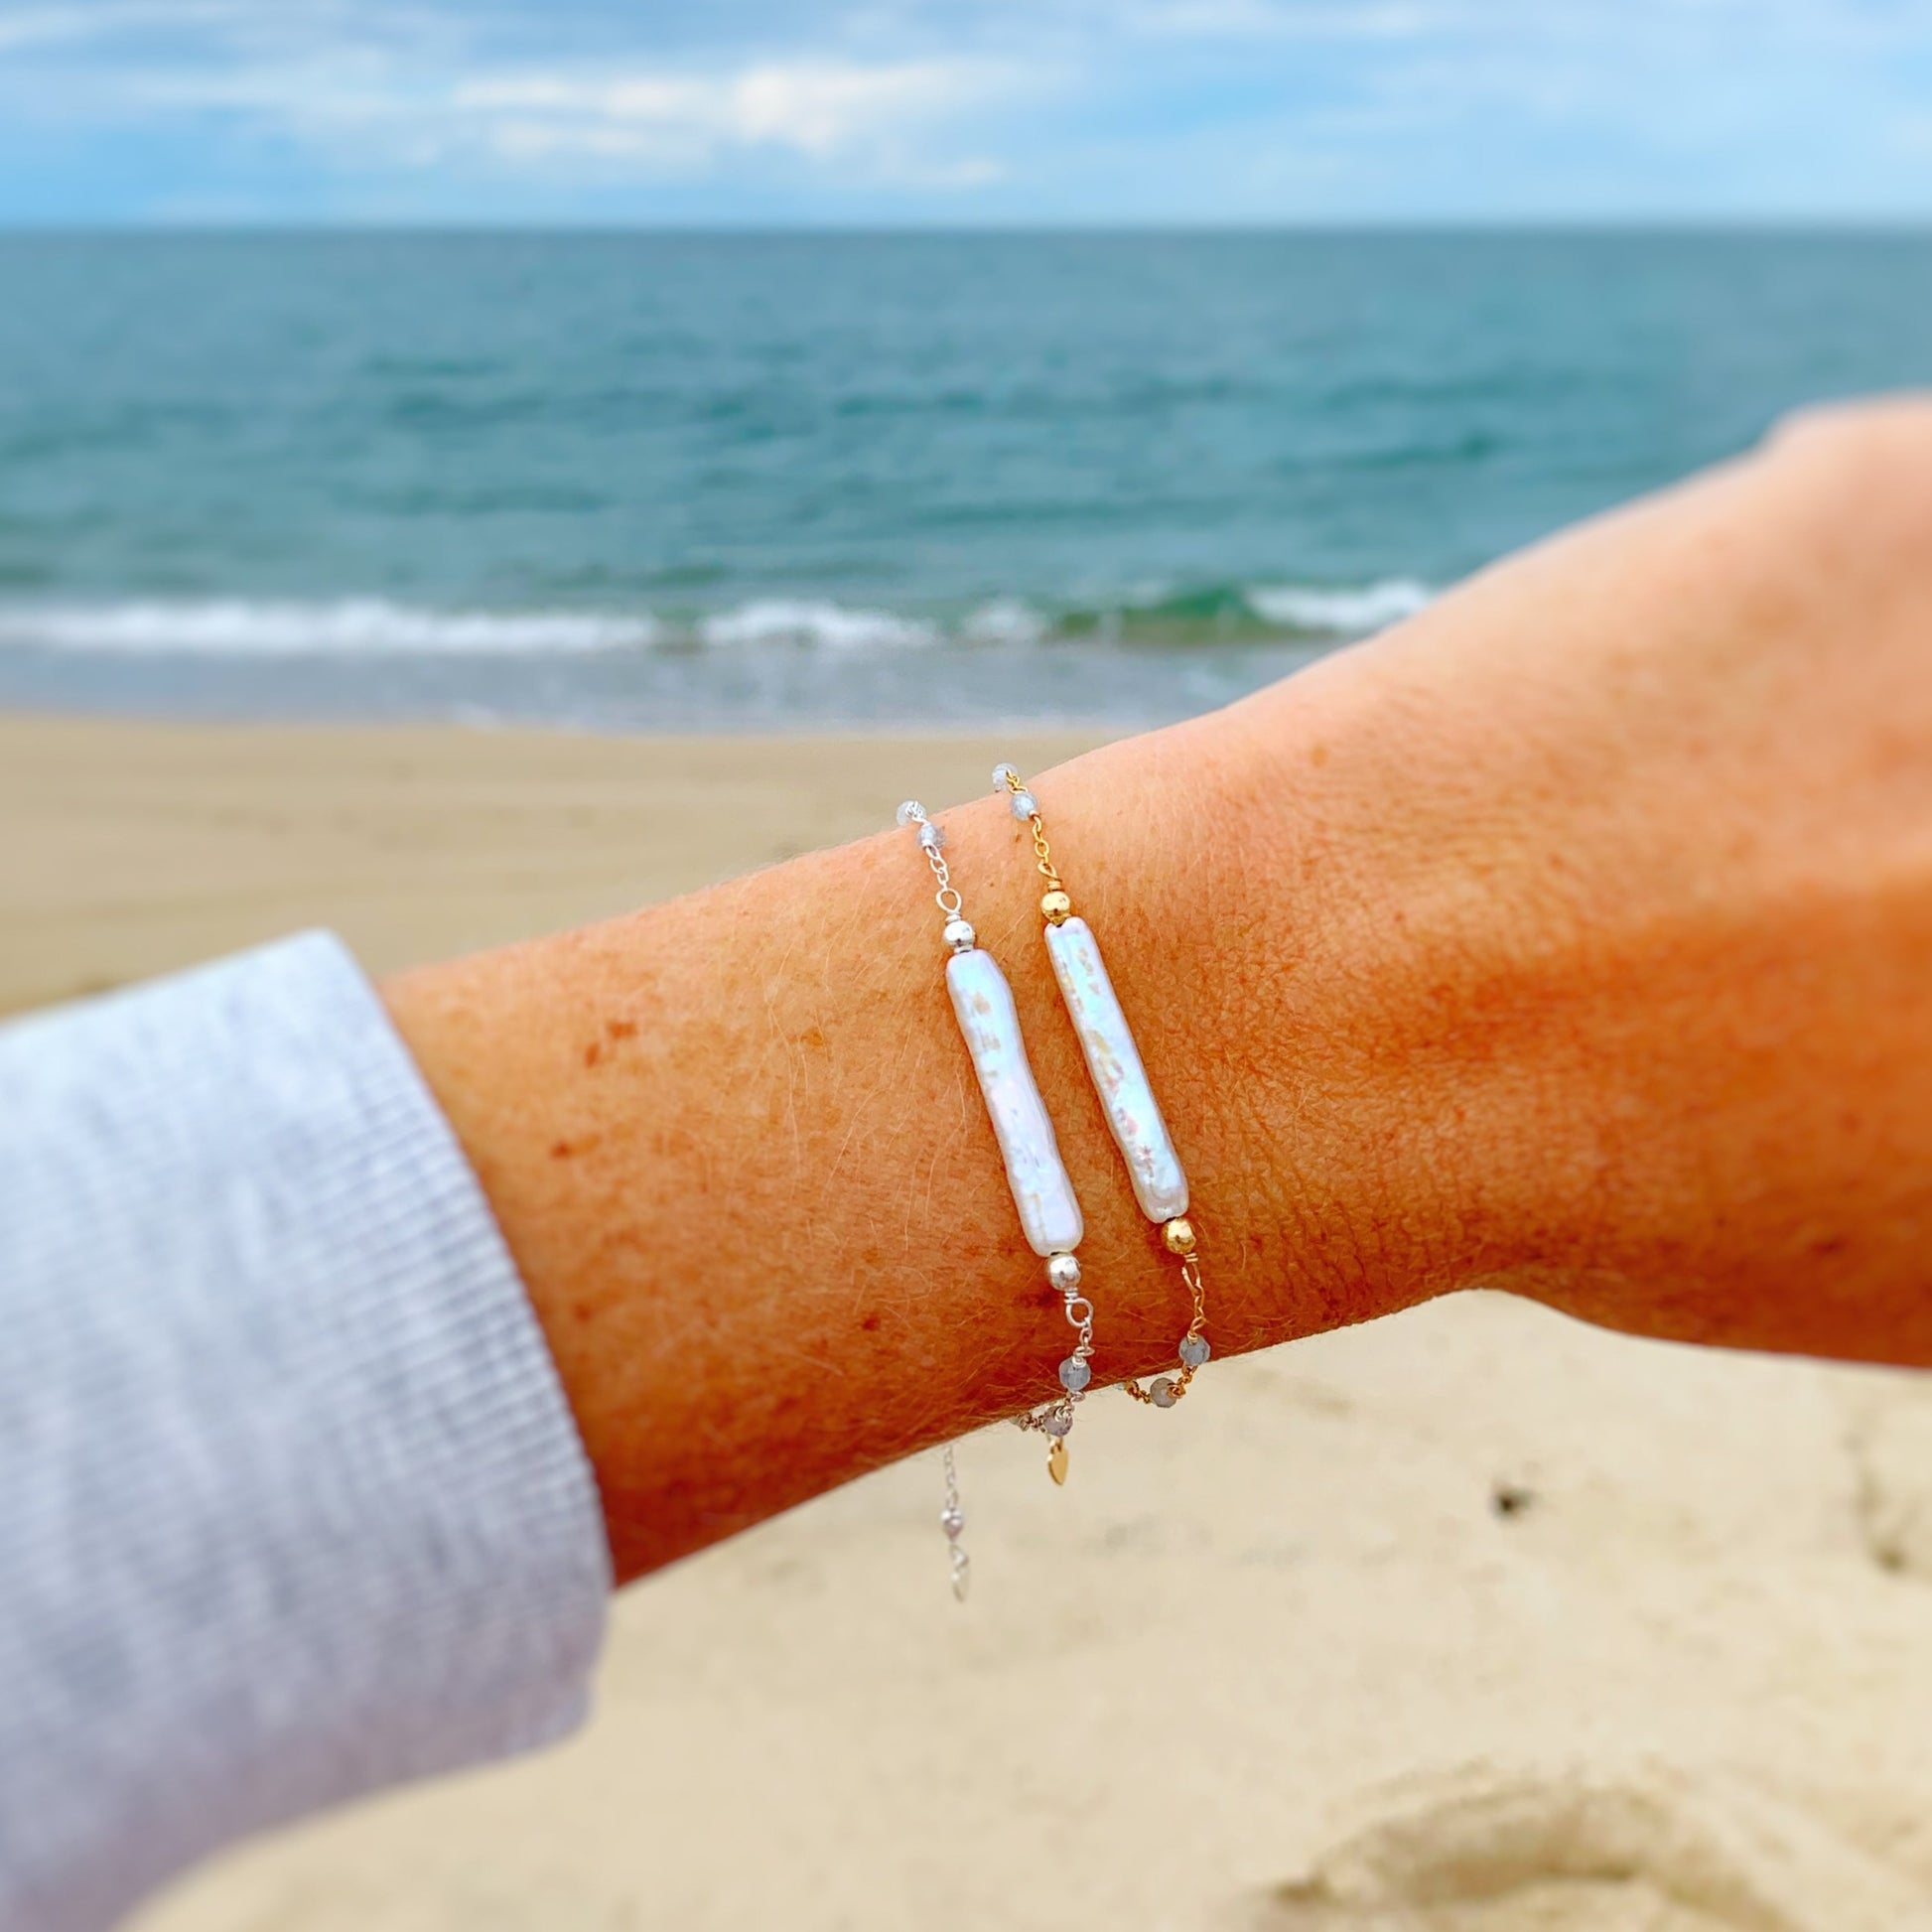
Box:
1008, 788, 1037, 821
917, 820, 946, 852
1178, 1333, 1211, 1369
991, 762, 1019, 790
896, 799, 925, 827
1041, 1406, 1073, 1438
1150, 1375, 1177, 1409
940, 1505, 965, 1539
1045, 1251, 1081, 1293
1058, 1355, 1091, 1393
942, 917, 977, 953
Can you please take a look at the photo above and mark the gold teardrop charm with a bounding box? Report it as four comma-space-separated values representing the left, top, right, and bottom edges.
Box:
1047, 1438, 1068, 1485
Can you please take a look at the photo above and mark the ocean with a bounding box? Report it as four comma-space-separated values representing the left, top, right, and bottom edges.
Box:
2, 230, 1929, 729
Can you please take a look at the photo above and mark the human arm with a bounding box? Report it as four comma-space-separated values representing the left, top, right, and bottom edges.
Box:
0, 937, 609, 1932
385, 398, 1932, 1587
4, 399, 1927, 1930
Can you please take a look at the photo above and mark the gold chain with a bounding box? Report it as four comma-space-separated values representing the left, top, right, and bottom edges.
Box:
999, 768, 1064, 894
1001, 764, 1209, 1412
1119, 1249, 1208, 1404
1028, 811, 1061, 894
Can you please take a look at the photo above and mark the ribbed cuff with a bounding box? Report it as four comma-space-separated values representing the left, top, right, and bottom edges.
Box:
0, 933, 612, 1932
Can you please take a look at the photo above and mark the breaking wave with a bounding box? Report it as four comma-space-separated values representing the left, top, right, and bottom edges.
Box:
0, 580, 1432, 657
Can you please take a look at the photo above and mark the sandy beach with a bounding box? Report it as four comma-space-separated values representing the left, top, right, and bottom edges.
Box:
7, 710, 1932, 1932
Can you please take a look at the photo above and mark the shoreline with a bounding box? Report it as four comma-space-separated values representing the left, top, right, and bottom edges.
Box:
0, 710, 1113, 1017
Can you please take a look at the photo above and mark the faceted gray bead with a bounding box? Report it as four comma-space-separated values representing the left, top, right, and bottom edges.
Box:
1041, 1406, 1073, 1437
1178, 1334, 1211, 1369
918, 819, 946, 851
1058, 1355, 1092, 1393
940, 1505, 965, 1539
991, 762, 1019, 790
896, 799, 925, 827
1150, 1376, 1177, 1409
1009, 789, 1037, 820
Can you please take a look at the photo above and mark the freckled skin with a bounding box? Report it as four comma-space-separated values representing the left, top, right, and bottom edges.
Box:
385, 400, 1932, 1585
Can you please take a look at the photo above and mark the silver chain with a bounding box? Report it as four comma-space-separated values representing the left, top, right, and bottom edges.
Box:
940, 1443, 968, 1601
922, 842, 964, 923
900, 801, 974, 1601
1012, 1289, 1093, 1436
897, 797, 1091, 1593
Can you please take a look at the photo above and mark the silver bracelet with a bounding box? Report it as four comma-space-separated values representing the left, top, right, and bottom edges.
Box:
895, 798, 1097, 1601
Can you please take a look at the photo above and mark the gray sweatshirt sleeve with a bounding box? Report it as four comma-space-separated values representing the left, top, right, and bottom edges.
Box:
0, 932, 612, 1932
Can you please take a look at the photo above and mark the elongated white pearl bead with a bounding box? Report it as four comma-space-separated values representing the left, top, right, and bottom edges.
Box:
945, 948, 1084, 1257
1043, 915, 1188, 1223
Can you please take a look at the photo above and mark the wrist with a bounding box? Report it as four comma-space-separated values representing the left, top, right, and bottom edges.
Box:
1176, 645, 1542, 1335
383, 688, 1481, 1581
951, 681, 1477, 1359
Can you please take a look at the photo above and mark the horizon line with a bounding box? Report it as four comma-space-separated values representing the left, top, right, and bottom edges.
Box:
4, 214, 1932, 238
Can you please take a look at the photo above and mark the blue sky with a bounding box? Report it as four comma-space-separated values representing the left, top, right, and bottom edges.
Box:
3, 1, 1931, 224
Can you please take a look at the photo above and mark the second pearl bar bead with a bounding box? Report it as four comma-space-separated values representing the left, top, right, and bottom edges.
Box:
1042, 915, 1188, 1224
945, 946, 1085, 1257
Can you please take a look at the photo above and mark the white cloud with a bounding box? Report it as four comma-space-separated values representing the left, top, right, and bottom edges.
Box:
0, 0, 334, 54
455, 58, 1000, 167
0, 6, 123, 52
2, 0, 1929, 217
0, 21, 1020, 184
1120, 2, 1443, 39
0, 7, 1018, 188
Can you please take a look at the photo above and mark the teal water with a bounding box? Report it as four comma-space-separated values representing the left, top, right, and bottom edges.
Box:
2, 230, 1929, 726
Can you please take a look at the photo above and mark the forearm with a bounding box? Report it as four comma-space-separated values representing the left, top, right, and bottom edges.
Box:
380, 705, 1389, 1584
387, 406, 1932, 1585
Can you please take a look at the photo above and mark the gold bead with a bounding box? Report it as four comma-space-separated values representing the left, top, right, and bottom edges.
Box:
1162, 1216, 1196, 1256
1040, 889, 1073, 924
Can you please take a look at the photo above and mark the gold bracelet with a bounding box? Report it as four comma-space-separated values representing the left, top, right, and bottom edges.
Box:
992, 764, 1211, 1409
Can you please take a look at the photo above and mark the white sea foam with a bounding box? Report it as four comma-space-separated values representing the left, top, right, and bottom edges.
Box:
0, 600, 658, 655
696, 600, 940, 650
960, 597, 1048, 646
1244, 579, 1432, 634
0, 582, 1433, 660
